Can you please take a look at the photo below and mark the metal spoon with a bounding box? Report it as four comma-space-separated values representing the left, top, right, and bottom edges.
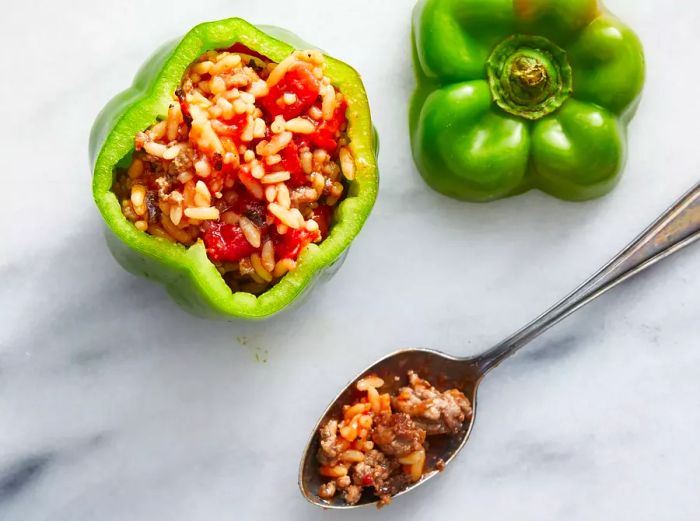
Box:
299, 182, 700, 509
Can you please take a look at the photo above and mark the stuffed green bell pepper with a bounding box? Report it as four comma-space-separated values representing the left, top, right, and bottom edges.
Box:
91, 18, 378, 320
410, 0, 645, 202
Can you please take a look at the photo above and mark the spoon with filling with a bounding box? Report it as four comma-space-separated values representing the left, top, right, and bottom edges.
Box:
299, 182, 700, 509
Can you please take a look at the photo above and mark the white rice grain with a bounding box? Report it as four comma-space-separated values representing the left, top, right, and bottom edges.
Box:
184, 207, 220, 220
239, 216, 261, 248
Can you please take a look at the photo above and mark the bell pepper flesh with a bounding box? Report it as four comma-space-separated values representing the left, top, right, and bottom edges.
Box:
410, 0, 645, 202
91, 18, 378, 320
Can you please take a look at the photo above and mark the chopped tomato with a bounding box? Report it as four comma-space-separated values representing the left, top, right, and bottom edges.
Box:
220, 160, 237, 185
310, 100, 348, 153
310, 133, 337, 153
270, 206, 332, 260
203, 223, 258, 262
210, 113, 248, 141
361, 473, 374, 487
259, 63, 320, 120
312, 205, 333, 239
277, 141, 306, 186
294, 135, 312, 149
273, 228, 316, 260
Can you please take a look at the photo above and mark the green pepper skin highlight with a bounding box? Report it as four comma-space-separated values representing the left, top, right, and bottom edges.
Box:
91, 19, 378, 320
410, 0, 645, 202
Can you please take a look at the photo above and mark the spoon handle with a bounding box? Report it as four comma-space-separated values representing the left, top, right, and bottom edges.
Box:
479, 182, 700, 373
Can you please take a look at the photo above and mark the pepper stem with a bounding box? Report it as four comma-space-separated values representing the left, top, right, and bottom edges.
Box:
512, 56, 547, 89
487, 36, 572, 120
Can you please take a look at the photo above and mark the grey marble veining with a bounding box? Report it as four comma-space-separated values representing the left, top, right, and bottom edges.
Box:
1, 1, 699, 520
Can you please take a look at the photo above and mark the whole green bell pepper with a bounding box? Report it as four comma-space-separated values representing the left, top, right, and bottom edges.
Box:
91, 18, 378, 320
410, 0, 645, 202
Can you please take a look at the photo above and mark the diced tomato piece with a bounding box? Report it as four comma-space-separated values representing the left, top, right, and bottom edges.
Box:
312, 205, 333, 239
220, 160, 237, 182
273, 228, 315, 260
310, 100, 348, 154
277, 141, 306, 186
362, 473, 374, 487
259, 64, 320, 120
223, 112, 249, 127
203, 223, 258, 262
294, 135, 311, 149
311, 134, 336, 152
270, 206, 331, 260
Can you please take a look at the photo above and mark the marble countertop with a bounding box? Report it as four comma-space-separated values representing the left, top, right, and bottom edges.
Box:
2, 1, 699, 519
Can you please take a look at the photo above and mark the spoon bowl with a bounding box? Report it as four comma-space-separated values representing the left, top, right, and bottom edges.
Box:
298, 348, 485, 509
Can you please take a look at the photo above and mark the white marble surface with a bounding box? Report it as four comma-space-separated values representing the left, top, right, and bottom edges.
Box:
1, 1, 700, 519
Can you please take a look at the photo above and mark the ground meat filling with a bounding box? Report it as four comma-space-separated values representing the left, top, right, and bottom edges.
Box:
317, 419, 339, 466
114, 48, 355, 295
372, 412, 425, 457
316, 373, 472, 507
393, 371, 473, 435
351, 449, 407, 505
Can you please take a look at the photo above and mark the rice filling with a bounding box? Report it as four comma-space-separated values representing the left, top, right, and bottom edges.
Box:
114, 46, 354, 295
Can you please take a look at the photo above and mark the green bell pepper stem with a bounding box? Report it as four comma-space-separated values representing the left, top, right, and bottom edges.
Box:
410, 0, 645, 202
91, 18, 378, 320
